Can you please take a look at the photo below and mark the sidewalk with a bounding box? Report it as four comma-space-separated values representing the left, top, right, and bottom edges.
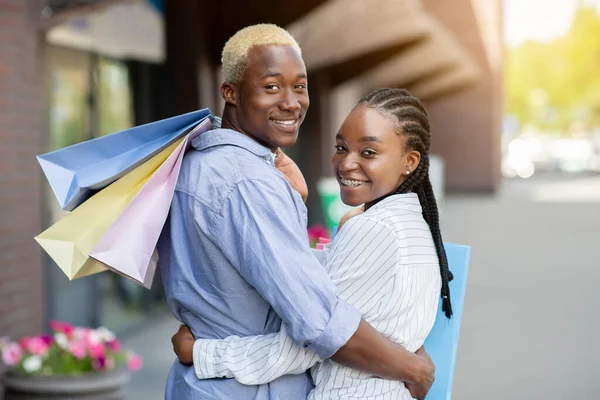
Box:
441, 173, 600, 399
122, 314, 179, 400
122, 173, 600, 399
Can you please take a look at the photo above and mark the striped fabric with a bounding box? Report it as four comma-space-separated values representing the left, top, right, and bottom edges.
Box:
194, 193, 441, 400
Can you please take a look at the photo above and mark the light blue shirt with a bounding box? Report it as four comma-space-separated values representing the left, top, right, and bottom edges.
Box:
158, 128, 361, 399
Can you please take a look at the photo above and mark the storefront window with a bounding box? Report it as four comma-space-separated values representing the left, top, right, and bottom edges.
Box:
48, 48, 91, 152
97, 58, 134, 136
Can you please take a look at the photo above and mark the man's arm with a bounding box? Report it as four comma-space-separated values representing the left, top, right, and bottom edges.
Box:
208, 179, 433, 386
211, 178, 360, 357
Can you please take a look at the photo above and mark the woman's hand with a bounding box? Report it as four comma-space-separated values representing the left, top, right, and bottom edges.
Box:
274, 148, 308, 203
338, 205, 365, 230
171, 325, 195, 366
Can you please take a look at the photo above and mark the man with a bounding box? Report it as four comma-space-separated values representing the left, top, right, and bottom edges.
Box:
158, 24, 433, 399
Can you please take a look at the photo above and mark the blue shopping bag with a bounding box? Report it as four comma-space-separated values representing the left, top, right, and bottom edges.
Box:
424, 243, 471, 400
38, 108, 213, 211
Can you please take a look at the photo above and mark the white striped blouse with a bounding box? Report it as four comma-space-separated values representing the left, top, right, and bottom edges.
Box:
193, 193, 442, 399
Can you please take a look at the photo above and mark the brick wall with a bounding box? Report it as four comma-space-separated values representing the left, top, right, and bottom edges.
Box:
0, 0, 46, 347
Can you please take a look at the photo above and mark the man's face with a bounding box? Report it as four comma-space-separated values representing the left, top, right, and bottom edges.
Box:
232, 45, 309, 151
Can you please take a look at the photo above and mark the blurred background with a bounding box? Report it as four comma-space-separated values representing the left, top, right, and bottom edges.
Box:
0, 0, 598, 398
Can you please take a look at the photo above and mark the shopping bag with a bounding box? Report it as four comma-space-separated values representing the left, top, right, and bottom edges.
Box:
34, 138, 185, 280
38, 109, 212, 211
424, 243, 471, 400
89, 118, 212, 288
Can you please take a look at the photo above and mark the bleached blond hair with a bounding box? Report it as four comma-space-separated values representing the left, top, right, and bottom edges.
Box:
221, 24, 302, 84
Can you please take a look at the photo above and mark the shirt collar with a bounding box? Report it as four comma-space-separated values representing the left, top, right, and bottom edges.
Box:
369, 192, 421, 211
191, 128, 273, 160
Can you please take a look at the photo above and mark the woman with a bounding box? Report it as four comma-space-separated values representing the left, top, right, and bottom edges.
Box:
173, 88, 452, 399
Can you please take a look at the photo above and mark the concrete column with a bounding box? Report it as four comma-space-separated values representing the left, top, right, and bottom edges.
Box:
421, 0, 503, 192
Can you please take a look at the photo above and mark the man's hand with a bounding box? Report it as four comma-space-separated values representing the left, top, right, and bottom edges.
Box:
338, 205, 365, 230
274, 148, 308, 203
405, 346, 435, 399
171, 325, 195, 366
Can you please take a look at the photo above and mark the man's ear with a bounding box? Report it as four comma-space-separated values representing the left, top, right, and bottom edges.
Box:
221, 82, 237, 105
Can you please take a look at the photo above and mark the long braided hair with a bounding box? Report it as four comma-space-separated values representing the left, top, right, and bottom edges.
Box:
357, 88, 453, 318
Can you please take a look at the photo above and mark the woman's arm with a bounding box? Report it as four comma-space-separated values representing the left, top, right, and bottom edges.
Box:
190, 324, 321, 385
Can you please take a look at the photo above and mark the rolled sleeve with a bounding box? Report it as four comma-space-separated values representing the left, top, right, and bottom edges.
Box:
304, 297, 361, 358
209, 178, 361, 357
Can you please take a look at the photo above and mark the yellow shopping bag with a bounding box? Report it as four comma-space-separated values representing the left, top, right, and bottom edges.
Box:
35, 138, 184, 280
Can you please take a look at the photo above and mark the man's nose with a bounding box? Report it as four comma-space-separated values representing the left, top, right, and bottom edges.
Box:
279, 90, 301, 112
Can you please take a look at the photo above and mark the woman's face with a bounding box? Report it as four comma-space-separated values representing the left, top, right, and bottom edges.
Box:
332, 104, 420, 207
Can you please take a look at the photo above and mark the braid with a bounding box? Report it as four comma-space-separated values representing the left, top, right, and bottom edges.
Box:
358, 88, 453, 318
416, 161, 453, 318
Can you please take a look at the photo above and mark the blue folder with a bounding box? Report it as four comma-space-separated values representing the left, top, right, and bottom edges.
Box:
37, 108, 213, 211
424, 243, 471, 400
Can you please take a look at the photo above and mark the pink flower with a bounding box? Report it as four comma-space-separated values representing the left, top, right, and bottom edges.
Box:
19, 337, 31, 350
49, 320, 62, 331
92, 355, 114, 371
50, 320, 75, 338
1, 343, 23, 366
87, 342, 105, 359
69, 340, 86, 360
307, 224, 329, 243
27, 337, 50, 357
39, 335, 53, 346
107, 339, 121, 353
0, 336, 10, 349
126, 352, 143, 372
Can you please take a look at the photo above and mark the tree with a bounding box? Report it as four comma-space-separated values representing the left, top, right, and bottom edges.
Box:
506, 5, 600, 133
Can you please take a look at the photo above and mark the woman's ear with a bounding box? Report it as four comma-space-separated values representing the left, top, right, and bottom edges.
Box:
221, 82, 237, 105
406, 150, 421, 173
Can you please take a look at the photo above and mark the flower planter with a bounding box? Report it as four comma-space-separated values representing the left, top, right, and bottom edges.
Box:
1, 321, 142, 400
3, 369, 130, 400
